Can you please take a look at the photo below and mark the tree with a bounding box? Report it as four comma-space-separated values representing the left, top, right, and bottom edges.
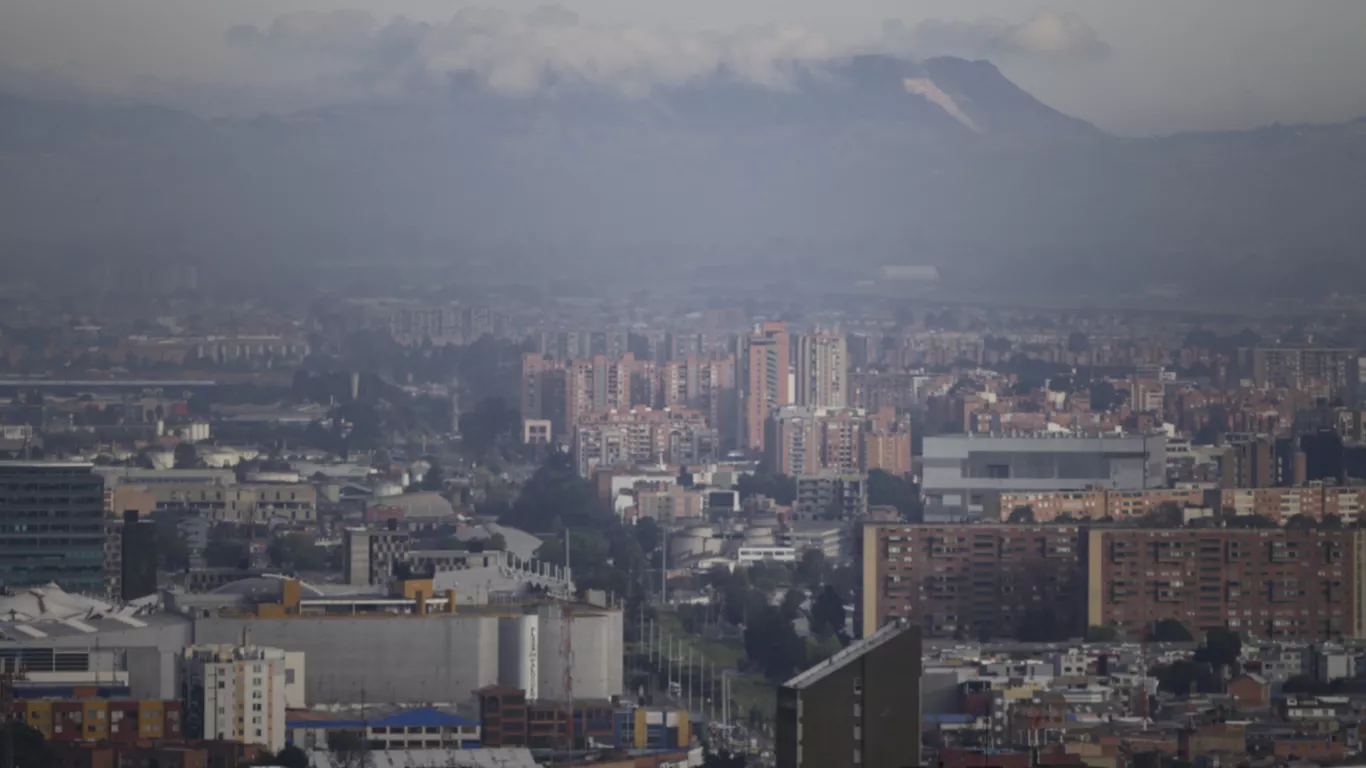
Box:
420, 462, 446, 492
1320, 514, 1345, 530
634, 517, 660, 554
1150, 618, 1194, 643
458, 397, 519, 459
173, 441, 200, 469
1008, 505, 1035, 524
1155, 660, 1213, 695
810, 585, 847, 637
1067, 331, 1090, 355
3, 721, 50, 768
1140, 502, 1185, 528
1195, 627, 1242, 669
1226, 513, 1278, 529
270, 746, 310, 768
736, 470, 797, 506
867, 469, 921, 522
1285, 513, 1316, 530
155, 519, 191, 571
796, 549, 826, 589
501, 453, 605, 532
204, 539, 250, 569
743, 606, 805, 682
805, 632, 843, 666
1086, 625, 1120, 643
486, 533, 507, 551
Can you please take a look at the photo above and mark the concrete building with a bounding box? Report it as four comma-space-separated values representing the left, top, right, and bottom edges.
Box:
636, 486, 707, 523
1222, 437, 1277, 489
8, 698, 182, 743
741, 322, 792, 452
1239, 346, 1359, 400
0, 461, 106, 593
181, 644, 291, 753
192, 594, 623, 707
572, 407, 717, 477
921, 434, 1166, 521
343, 526, 410, 587
860, 524, 1085, 640
777, 621, 921, 768
794, 472, 866, 521
130, 481, 316, 524
765, 407, 822, 476
997, 488, 1210, 522
796, 332, 847, 410
783, 522, 846, 560
861, 409, 912, 477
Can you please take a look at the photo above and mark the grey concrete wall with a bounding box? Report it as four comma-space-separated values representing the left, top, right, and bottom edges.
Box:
536, 607, 623, 702
194, 615, 501, 706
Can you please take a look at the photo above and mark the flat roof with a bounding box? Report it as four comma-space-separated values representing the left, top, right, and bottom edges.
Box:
0, 461, 93, 469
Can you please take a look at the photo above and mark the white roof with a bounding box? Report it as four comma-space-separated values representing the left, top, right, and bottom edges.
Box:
305, 748, 539, 768
0, 583, 158, 624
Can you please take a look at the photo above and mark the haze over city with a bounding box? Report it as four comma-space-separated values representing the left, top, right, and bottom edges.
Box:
2, 3, 1366, 768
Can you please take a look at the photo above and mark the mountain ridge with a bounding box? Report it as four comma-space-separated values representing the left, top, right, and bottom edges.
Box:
1, 54, 1363, 297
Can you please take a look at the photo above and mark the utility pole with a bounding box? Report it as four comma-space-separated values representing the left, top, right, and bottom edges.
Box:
686, 647, 693, 716
660, 529, 668, 604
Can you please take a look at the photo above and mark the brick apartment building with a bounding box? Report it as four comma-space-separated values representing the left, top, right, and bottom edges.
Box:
999, 486, 1366, 524
1084, 528, 1366, 641
861, 523, 1366, 642
859, 524, 1086, 640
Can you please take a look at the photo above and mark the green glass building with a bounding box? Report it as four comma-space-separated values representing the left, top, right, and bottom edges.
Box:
0, 461, 106, 593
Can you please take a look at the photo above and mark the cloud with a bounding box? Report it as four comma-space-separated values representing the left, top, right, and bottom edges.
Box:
0, 4, 1109, 115
223, 6, 837, 100
882, 9, 1112, 61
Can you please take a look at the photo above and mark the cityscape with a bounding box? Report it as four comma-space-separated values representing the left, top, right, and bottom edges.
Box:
4, 2, 1366, 768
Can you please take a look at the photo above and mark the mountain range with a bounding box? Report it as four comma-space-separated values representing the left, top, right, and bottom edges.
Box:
2, 54, 1364, 297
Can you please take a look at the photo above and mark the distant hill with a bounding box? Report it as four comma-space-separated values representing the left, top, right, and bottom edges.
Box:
1, 54, 1363, 296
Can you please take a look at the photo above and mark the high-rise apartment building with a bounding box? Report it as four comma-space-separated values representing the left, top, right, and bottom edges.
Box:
572, 407, 718, 477
0, 461, 106, 593
1084, 528, 1366, 641
777, 621, 921, 768
765, 406, 822, 476
1221, 436, 1277, 489
765, 406, 867, 477
819, 409, 863, 474
861, 522, 1366, 643
795, 472, 867, 521
796, 332, 848, 409
741, 323, 792, 452
181, 645, 290, 753
1239, 346, 1360, 401
859, 524, 1085, 640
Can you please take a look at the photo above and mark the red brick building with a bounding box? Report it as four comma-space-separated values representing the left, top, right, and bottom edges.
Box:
859, 524, 1085, 639
1085, 528, 1366, 640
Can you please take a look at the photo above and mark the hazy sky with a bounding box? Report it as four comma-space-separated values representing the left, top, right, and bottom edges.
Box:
4, 0, 1366, 135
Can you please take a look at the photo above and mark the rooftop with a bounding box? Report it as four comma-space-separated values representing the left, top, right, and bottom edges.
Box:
783, 621, 913, 691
